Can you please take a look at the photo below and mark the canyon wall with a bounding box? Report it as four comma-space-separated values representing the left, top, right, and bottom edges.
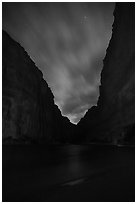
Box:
77, 3, 135, 144
3, 2, 135, 145
2, 31, 73, 144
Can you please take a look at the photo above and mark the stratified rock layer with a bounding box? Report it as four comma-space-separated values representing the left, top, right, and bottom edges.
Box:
2, 31, 73, 144
77, 3, 135, 144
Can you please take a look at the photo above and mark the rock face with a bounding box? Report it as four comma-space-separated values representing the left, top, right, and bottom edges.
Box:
2, 30, 73, 144
76, 3, 135, 144
3, 3, 134, 145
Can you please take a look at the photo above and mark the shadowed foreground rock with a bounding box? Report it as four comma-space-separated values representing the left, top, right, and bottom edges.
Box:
2, 31, 74, 144
76, 3, 135, 145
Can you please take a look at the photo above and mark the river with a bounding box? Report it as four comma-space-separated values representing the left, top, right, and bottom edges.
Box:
2, 144, 135, 202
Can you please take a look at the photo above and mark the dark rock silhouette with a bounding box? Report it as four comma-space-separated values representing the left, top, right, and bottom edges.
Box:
2, 30, 74, 144
76, 3, 135, 145
2, 3, 135, 145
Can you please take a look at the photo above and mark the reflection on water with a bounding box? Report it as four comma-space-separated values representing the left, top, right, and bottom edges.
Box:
62, 178, 85, 186
3, 144, 134, 182
3, 144, 135, 202
67, 147, 84, 176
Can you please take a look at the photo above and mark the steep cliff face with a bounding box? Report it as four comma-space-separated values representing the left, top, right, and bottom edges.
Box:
3, 3, 134, 145
77, 3, 135, 144
2, 30, 73, 144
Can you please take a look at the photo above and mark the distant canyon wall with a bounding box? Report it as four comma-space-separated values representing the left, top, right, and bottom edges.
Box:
77, 3, 135, 144
2, 31, 73, 144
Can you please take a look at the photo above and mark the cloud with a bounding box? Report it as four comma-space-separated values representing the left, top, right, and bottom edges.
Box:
3, 2, 115, 124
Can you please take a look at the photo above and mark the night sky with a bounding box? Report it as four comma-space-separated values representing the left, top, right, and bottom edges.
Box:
3, 2, 115, 124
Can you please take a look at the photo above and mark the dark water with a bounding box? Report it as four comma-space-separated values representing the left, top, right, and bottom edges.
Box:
3, 144, 135, 202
